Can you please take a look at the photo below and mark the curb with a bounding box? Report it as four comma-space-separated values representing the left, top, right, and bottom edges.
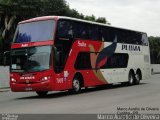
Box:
0, 88, 10, 92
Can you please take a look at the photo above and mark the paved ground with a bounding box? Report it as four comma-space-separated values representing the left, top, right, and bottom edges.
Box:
0, 74, 160, 114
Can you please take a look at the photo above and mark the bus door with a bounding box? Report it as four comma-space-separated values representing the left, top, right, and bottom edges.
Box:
53, 46, 68, 89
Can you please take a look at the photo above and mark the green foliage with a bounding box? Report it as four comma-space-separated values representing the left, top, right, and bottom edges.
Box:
84, 15, 96, 22
0, 0, 109, 24
96, 17, 110, 25
0, 0, 110, 65
149, 36, 160, 64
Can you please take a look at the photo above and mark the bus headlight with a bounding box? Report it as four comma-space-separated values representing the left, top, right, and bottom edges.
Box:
41, 76, 51, 82
11, 78, 17, 83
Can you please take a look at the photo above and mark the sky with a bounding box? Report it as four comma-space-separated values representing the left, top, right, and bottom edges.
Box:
66, 0, 160, 36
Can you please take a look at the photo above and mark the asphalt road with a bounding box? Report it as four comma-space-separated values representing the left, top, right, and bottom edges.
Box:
0, 74, 160, 114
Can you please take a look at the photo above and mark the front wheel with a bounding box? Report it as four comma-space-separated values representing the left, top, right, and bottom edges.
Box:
36, 91, 48, 97
72, 78, 81, 94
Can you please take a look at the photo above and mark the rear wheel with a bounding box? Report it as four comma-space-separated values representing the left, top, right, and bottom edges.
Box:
36, 91, 48, 97
128, 71, 135, 86
135, 72, 141, 85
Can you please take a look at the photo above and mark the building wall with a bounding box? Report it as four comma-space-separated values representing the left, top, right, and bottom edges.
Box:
0, 66, 9, 88
151, 64, 160, 74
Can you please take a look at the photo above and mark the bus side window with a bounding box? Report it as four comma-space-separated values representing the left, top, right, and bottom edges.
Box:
100, 53, 129, 69
75, 52, 92, 70
141, 33, 148, 46
88, 25, 101, 41
57, 20, 73, 40
74, 22, 89, 40
101, 27, 115, 42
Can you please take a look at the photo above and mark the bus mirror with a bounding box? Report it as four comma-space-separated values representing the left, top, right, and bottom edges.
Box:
53, 46, 59, 65
3, 51, 10, 66
68, 34, 73, 39
53, 46, 63, 66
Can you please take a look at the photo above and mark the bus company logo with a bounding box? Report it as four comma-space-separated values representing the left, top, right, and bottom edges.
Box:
21, 44, 29, 47
78, 41, 86, 47
20, 76, 35, 80
122, 44, 141, 51
96, 38, 117, 71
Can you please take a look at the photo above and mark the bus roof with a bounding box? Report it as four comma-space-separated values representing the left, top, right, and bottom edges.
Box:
19, 16, 146, 34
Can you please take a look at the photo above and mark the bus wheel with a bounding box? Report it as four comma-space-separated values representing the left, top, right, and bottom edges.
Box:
36, 91, 48, 97
135, 72, 141, 85
128, 71, 135, 86
72, 78, 81, 94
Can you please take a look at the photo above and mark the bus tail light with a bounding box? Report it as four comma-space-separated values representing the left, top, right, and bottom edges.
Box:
40, 76, 51, 82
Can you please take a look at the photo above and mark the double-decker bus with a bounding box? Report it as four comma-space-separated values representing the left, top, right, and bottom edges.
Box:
9, 16, 151, 96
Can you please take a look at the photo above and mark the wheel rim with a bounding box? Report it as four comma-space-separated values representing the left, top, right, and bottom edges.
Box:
129, 74, 134, 84
73, 79, 80, 92
136, 74, 140, 81
135, 73, 140, 84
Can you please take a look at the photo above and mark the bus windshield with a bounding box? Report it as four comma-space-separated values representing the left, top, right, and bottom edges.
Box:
11, 46, 52, 72
14, 20, 55, 43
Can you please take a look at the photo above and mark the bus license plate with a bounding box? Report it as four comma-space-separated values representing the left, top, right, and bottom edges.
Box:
25, 87, 33, 91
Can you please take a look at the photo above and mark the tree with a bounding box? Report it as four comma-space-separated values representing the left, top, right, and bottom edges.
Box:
149, 36, 160, 64
96, 17, 110, 24
84, 15, 96, 22
0, 0, 111, 65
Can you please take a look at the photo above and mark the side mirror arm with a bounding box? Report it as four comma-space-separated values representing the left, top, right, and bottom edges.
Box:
3, 51, 10, 66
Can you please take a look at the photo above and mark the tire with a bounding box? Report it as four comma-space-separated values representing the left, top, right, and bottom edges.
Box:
36, 91, 48, 97
135, 72, 141, 85
72, 78, 81, 93
128, 71, 135, 86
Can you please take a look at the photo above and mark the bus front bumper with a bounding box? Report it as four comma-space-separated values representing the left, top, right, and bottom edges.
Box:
10, 81, 53, 92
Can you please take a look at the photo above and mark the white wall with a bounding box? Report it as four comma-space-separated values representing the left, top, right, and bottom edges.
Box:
151, 64, 160, 74
0, 66, 9, 88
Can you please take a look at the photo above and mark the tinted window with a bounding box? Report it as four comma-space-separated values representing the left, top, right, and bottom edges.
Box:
115, 29, 143, 45
100, 53, 129, 69
141, 33, 148, 46
101, 26, 115, 42
75, 52, 129, 70
75, 52, 92, 70
88, 25, 101, 40
57, 20, 73, 40
74, 22, 89, 39
14, 20, 55, 43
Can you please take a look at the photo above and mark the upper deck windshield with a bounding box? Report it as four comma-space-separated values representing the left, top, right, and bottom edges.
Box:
14, 20, 55, 43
